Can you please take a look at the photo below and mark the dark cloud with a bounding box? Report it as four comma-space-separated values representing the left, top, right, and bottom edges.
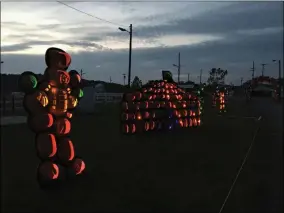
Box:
2, 27, 282, 85
75, 2, 283, 42
1, 2, 283, 85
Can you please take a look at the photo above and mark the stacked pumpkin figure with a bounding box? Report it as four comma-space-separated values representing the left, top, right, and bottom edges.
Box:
18, 47, 86, 188
121, 80, 202, 134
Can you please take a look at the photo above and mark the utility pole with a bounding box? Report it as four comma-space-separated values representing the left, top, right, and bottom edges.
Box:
187, 73, 190, 82
250, 61, 255, 80
241, 77, 243, 86
199, 69, 203, 84
173, 52, 183, 84
128, 24, 133, 88
123, 74, 126, 86
80, 69, 86, 78
118, 24, 132, 88
178, 52, 181, 83
261, 63, 267, 76
109, 76, 112, 83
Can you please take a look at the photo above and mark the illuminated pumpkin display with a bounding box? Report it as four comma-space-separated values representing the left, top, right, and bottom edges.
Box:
212, 86, 228, 113
120, 79, 202, 134
18, 47, 85, 188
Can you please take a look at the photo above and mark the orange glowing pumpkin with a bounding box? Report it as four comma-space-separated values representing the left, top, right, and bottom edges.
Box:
36, 133, 57, 160
37, 161, 60, 182
121, 113, 129, 121
189, 118, 193, 127
57, 138, 75, 164
126, 93, 135, 102
28, 113, 53, 133
183, 119, 188, 128
23, 91, 48, 115
122, 124, 129, 133
149, 121, 155, 130
55, 118, 71, 135
144, 122, 150, 131
68, 95, 78, 109
71, 158, 86, 175
136, 112, 142, 120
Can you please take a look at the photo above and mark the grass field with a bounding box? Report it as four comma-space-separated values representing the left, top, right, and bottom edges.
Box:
1, 97, 264, 212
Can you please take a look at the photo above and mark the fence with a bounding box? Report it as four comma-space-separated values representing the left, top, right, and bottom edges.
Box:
0, 93, 124, 115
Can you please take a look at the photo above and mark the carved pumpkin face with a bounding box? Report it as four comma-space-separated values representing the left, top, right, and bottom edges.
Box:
58, 70, 70, 84
68, 95, 78, 109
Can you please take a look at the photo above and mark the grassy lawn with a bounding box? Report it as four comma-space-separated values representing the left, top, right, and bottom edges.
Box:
1, 96, 260, 212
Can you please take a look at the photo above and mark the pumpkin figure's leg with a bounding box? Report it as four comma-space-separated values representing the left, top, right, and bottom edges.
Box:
57, 137, 75, 165
35, 133, 57, 160
37, 161, 62, 189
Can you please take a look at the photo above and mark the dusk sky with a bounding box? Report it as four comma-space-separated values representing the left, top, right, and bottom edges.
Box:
1, 1, 283, 85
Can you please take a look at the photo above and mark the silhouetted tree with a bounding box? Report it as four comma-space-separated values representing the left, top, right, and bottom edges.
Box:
207, 68, 228, 85
131, 76, 142, 89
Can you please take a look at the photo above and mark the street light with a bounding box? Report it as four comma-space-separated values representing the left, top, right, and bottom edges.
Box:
119, 24, 132, 88
272, 59, 281, 80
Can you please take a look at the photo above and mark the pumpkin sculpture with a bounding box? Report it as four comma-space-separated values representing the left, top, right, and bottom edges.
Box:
120, 77, 202, 134
18, 47, 85, 188
212, 85, 228, 113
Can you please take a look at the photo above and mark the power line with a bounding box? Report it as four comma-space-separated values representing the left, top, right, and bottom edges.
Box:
57, 1, 128, 28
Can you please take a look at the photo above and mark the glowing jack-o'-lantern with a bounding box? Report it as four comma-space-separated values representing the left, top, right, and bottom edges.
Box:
189, 118, 193, 127
72, 158, 86, 175
178, 119, 183, 127
58, 70, 70, 85
149, 121, 155, 130
68, 95, 78, 109
57, 138, 75, 164
136, 112, 142, 120
36, 133, 57, 160
55, 118, 71, 135
37, 161, 60, 182
144, 122, 150, 131
121, 113, 129, 121
122, 124, 129, 133
23, 91, 48, 115
28, 113, 53, 133
183, 118, 188, 128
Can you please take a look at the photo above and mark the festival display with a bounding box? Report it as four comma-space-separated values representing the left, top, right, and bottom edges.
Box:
120, 80, 202, 134
212, 86, 228, 113
18, 47, 85, 187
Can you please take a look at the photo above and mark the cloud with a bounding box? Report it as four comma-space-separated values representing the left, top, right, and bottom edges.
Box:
1, 1, 283, 85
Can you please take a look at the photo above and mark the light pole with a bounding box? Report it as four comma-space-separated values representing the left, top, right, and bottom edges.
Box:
272, 59, 282, 98
119, 24, 132, 88
123, 73, 126, 86
260, 63, 268, 76
173, 52, 181, 83
272, 59, 281, 80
